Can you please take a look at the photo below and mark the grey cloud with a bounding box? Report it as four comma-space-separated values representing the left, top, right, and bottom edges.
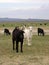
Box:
0, 4, 49, 19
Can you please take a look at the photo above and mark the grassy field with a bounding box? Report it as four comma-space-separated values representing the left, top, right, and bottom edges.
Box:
0, 21, 49, 28
0, 21, 49, 65
0, 34, 49, 65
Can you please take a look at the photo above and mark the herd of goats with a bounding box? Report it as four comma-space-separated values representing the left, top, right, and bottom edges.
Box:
4, 25, 45, 53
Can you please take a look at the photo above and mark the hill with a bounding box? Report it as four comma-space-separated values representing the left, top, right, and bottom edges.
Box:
0, 18, 49, 22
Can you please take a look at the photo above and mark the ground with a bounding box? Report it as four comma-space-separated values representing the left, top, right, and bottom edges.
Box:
0, 22, 49, 65
0, 34, 49, 65
0, 55, 49, 65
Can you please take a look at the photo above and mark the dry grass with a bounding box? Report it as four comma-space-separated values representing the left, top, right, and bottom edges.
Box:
0, 34, 49, 65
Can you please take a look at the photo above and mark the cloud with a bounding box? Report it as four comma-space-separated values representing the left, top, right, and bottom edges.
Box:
0, 3, 42, 11
1, 4, 49, 19
0, 2, 49, 11
0, 0, 49, 19
0, 0, 33, 3
0, 0, 49, 3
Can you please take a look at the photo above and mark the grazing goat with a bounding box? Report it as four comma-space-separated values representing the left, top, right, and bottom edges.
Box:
12, 27, 24, 52
38, 28, 44, 36
4, 28, 11, 35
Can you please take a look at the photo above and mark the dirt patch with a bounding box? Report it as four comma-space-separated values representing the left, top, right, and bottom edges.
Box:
0, 55, 49, 65
0, 29, 49, 35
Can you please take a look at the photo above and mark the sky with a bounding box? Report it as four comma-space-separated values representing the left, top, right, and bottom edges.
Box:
0, 0, 49, 19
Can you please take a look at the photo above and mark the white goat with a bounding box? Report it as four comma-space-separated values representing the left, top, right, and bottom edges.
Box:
22, 25, 33, 46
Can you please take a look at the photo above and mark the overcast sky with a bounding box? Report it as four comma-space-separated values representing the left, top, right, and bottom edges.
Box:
0, 0, 49, 19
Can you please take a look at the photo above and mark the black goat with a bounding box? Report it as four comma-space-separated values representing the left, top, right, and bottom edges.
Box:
12, 27, 24, 52
38, 28, 44, 36
4, 28, 11, 35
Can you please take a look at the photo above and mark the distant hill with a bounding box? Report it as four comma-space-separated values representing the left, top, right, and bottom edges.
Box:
0, 18, 49, 22
0, 18, 25, 22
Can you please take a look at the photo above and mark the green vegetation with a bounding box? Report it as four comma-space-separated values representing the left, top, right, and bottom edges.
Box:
0, 34, 49, 56
0, 21, 49, 28
0, 34, 49, 65
0, 21, 49, 65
